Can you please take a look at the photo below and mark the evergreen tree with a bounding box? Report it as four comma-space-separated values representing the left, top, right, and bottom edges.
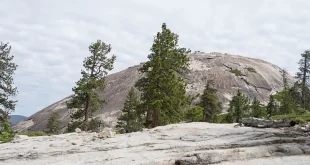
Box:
228, 90, 250, 123
266, 95, 278, 118
46, 111, 61, 134
273, 69, 296, 114
200, 80, 221, 122
295, 50, 310, 109
116, 87, 143, 133
274, 89, 296, 114
185, 106, 203, 122
0, 42, 18, 123
135, 23, 191, 128
66, 40, 116, 131
250, 97, 266, 118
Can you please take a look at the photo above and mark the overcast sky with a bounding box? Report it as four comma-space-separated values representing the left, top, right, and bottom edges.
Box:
1, 0, 310, 116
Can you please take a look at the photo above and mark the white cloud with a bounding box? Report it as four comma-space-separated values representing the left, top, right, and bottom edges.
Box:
0, 0, 309, 116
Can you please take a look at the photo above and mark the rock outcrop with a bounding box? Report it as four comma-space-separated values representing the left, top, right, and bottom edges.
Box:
14, 52, 295, 132
2, 123, 310, 165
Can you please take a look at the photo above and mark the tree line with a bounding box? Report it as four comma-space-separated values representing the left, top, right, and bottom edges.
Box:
1, 23, 310, 139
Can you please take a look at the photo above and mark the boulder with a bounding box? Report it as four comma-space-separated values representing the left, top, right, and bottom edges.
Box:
241, 117, 296, 128
97, 127, 115, 139
75, 128, 82, 133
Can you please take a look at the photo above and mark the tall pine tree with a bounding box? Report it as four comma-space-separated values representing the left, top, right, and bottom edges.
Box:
200, 80, 221, 122
0, 42, 18, 123
135, 23, 191, 128
228, 90, 250, 123
66, 40, 116, 131
295, 50, 310, 109
116, 87, 143, 133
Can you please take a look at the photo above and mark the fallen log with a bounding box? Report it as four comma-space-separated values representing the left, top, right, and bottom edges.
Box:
241, 117, 296, 128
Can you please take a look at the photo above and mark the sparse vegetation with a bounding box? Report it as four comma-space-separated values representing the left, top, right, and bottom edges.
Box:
21, 131, 49, 137
229, 69, 243, 76
245, 67, 256, 73
270, 113, 310, 124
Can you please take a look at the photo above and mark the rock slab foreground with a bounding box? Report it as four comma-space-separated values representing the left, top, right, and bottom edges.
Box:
1, 123, 310, 165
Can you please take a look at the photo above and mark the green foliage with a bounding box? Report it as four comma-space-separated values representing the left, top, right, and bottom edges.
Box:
116, 87, 144, 133
266, 95, 279, 118
0, 42, 18, 122
214, 113, 233, 123
88, 118, 104, 132
270, 113, 310, 124
66, 120, 83, 133
250, 98, 267, 118
135, 23, 191, 128
185, 106, 203, 122
46, 111, 61, 134
273, 89, 296, 114
272, 69, 297, 115
245, 67, 257, 73
200, 80, 221, 122
0, 122, 16, 143
229, 69, 242, 76
21, 131, 49, 137
228, 90, 250, 123
66, 40, 116, 131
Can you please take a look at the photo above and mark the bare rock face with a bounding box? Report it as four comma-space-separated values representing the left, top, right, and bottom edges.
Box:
2, 123, 310, 165
13, 52, 295, 132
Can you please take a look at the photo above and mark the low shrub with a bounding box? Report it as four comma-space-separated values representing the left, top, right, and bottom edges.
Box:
270, 113, 310, 124
21, 131, 49, 137
229, 69, 243, 76
0, 122, 16, 143
214, 113, 233, 123
245, 67, 257, 73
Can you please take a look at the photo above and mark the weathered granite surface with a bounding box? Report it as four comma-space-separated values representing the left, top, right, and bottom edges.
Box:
14, 52, 295, 132
2, 123, 310, 165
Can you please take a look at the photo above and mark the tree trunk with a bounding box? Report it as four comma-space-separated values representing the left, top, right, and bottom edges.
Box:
302, 57, 307, 108
151, 109, 158, 128
84, 97, 90, 131
145, 108, 153, 128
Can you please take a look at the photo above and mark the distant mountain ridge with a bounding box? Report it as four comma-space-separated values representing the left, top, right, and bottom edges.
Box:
13, 52, 295, 132
9, 115, 27, 126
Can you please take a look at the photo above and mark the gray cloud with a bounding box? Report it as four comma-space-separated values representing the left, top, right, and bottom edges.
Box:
0, 0, 309, 116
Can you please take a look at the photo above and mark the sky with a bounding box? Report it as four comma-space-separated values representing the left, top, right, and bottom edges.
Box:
1, 0, 310, 117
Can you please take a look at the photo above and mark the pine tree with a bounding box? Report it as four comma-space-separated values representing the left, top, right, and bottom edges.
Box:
228, 90, 250, 123
295, 50, 310, 109
46, 111, 61, 134
135, 23, 191, 128
0, 42, 18, 123
116, 87, 143, 133
66, 40, 116, 131
266, 95, 278, 118
200, 80, 221, 122
250, 97, 266, 118
274, 69, 296, 114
